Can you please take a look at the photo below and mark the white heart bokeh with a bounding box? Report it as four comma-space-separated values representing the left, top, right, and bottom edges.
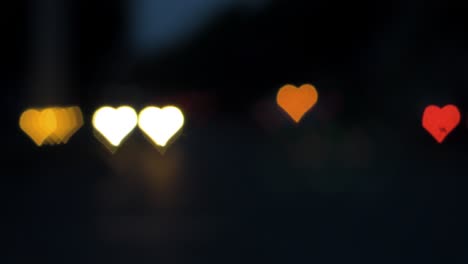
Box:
138, 106, 184, 148
92, 106, 138, 147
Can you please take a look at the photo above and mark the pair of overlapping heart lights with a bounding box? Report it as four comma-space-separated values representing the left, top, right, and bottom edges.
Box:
18, 84, 459, 152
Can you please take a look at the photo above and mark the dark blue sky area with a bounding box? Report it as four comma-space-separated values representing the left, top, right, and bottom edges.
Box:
131, 0, 269, 55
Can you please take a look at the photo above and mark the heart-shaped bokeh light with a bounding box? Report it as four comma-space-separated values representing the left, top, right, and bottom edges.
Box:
46, 107, 83, 145
92, 106, 138, 147
138, 106, 185, 149
422, 104, 460, 143
277, 84, 319, 123
19, 107, 83, 146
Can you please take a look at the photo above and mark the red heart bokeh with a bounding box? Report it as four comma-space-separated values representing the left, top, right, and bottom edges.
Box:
422, 104, 461, 143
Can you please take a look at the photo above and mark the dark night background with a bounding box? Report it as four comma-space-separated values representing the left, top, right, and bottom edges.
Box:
3, 0, 468, 263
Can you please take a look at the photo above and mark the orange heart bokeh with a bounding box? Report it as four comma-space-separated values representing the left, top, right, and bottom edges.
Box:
277, 84, 318, 123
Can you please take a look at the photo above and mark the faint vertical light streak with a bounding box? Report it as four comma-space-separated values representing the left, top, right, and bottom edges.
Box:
29, 0, 70, 104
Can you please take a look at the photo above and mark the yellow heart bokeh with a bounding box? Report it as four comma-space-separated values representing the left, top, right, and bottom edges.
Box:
20, 109, 57, 146
19, 107, 83, 146
48, 107, 84, 144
